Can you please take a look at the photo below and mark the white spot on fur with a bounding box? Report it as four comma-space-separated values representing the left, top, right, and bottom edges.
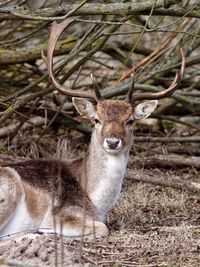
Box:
0, 195, 37, 239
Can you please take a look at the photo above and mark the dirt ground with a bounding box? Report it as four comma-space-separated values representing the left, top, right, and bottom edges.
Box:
0, 167, 199, 267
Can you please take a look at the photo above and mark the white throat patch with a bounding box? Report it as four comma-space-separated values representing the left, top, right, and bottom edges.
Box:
89, 153, 127, 221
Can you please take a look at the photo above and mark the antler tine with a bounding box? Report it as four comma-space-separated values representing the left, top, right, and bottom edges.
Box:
131, 48, 185, 103
126, 70, 135, 103
90, 74, 103, 102
42, 19, 99, 102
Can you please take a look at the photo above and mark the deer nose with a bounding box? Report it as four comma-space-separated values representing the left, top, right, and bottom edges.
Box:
105, 138, 121, 150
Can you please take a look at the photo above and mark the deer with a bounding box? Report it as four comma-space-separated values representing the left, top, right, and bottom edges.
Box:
0, 19, 185, 241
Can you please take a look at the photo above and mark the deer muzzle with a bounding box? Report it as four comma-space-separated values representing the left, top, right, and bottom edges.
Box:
103, 137, 122, 152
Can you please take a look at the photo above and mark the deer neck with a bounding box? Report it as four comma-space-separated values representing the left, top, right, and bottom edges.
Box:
81, 132, 132, 221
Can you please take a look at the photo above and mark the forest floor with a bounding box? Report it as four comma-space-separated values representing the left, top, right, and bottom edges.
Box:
0, 162, 199, 267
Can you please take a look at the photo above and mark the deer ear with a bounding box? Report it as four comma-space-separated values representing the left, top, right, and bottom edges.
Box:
133, 100, 158, 120
72, 97, 95, 119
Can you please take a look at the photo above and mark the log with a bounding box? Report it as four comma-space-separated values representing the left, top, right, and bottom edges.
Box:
0, 116, 45, 138
134, 136, 200, 143
0, 257, 36, 267
131, 154, 200, 169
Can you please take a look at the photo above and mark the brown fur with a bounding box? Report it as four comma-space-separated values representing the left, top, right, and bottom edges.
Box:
97, 100, 132, 122
9, 159, 95, 217
96, 100, 133, 147
23, 183, 49, 219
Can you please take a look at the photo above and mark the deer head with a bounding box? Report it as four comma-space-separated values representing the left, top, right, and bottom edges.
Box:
72, 98, 158, 154
42, 19, 185, 155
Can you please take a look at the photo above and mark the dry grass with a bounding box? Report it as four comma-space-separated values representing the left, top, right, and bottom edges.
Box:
111, 175, 196, 229
0, 137, 200, 267
1, 169, 199, 267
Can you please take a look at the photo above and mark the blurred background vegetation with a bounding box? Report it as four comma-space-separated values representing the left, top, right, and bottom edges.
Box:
0, 0, 199, 168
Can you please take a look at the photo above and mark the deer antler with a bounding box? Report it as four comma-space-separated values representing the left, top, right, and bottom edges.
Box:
126, 72, 135, 103
42, 19, 102, 103
90, 74, 103, 101
128, 48, 185, 103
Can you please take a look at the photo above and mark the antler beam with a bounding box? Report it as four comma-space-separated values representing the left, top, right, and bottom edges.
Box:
130, 48, 185, 103
42, 19, 102, 103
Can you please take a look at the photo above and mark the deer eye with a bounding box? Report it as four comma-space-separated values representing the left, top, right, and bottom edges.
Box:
94, 118, 101, 124
126, 119, 134, 126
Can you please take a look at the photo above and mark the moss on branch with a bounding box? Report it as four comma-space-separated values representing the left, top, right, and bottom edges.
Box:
0, 0, 182, 21
0, 36, 76, 65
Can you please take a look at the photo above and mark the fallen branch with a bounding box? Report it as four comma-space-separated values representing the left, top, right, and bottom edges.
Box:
134, 136, 200, 143
167, 146, 200, 156
136, 145, 200, 157
127, 169, 200, 194
131, 154, 200, 169
0, 257, 37, 267
0, 116, 45, 138
153, 225, 200, 232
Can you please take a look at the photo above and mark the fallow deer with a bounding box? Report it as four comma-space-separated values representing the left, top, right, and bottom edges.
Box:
0, 19, 185, 240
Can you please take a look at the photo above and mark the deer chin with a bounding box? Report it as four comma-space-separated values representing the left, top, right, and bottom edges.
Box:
104, 146, 124, 155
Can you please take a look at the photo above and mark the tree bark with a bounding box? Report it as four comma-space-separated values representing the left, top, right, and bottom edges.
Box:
131, 154, 200, 169
134, 136, 200, 143
0, 37, 76, 65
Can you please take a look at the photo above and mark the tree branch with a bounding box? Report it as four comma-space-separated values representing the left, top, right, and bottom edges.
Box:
0, 1, 181, 21
0, 37, 76, 65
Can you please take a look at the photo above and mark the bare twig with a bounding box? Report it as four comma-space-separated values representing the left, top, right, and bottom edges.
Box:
120, 18, 190, 81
